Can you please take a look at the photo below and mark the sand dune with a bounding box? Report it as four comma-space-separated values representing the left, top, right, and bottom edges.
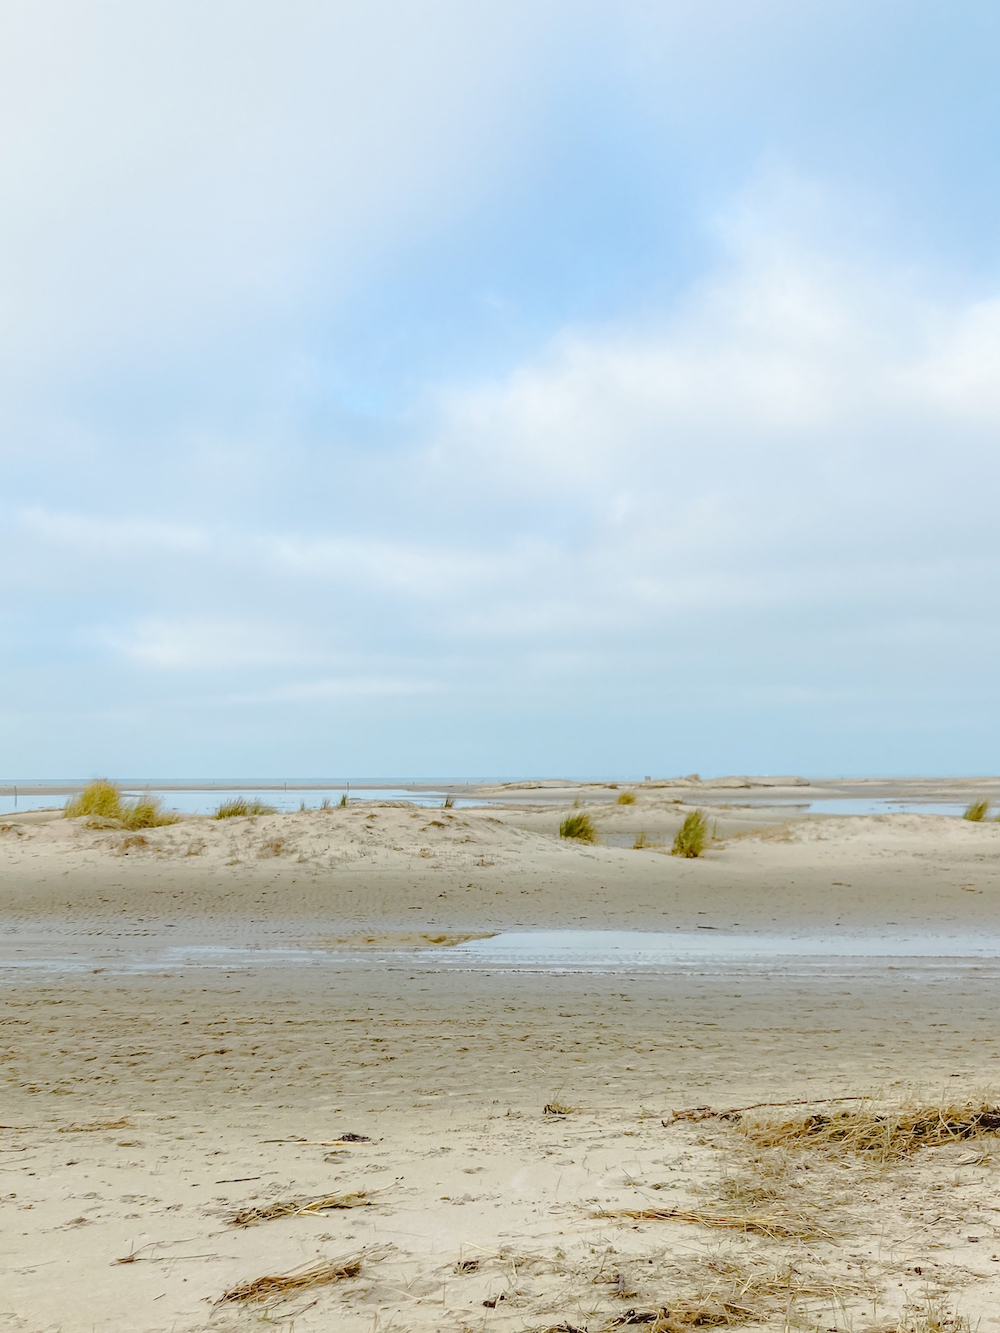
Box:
2, 802, 998, 935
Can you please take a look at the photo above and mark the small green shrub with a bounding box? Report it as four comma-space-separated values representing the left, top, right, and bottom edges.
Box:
963, 799, 990, 822
672, 811, 708, 858
64, 779, 122, 820
616, 791, 636, 805
560, 813, 596, 843
214, 798, 277, 819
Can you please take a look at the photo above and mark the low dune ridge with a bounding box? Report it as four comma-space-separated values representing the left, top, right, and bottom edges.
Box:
2, 803, 1000, 937
4, 803, 581, 870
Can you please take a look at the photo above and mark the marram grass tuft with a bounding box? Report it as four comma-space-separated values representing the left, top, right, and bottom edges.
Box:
214, 797, 277, 819
963, 798, 990, 821
119, 796, 178, 829
671, 811, 708, 857
616, 791, 636, 804
63, 779, 123, 820
559, 812, 596, 843
64, 780, 178, 828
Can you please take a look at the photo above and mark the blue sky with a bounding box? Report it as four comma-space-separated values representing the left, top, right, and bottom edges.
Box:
3, 0, 1000, 778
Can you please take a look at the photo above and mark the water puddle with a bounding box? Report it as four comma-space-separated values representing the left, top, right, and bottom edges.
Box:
2, 928, 998, 980
0, 787, 485, 816
453, 929, 1000, 966
690, 798, 972, 817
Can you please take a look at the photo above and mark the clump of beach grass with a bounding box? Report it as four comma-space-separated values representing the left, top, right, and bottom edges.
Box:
64, 779, 121, 819
737, 1099, 1000, 1162
339, 793, 348, 807
617, 791, 636, 804
214, 797, 277, 818
444, 793, 455, 808
560, 812, 596, 843
119, 795, 178, 829
633, 831, 653, 849
63, 780, 178, 828
671, 811, 707, 857
963, 798, 990, 821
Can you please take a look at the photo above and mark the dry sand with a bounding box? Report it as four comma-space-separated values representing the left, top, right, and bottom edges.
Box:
3, 791, 1000, 1330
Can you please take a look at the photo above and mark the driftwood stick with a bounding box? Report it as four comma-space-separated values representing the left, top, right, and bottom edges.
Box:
663, 1094, 865, 1125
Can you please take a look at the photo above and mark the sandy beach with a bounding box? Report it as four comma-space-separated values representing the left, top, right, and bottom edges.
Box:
3, 782, 1000, 1331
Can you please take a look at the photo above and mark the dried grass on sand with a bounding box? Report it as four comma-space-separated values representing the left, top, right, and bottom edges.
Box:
228, 1189, 371, 1226
216, 1251, 366, 1304
547, 1253, 869, 1332
738, 1099, 1000, 1161
592, 1203, 829, 1241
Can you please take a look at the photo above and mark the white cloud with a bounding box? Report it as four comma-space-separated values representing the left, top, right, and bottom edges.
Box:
425, 212, 1000, 590
21, 508, 208, 556
116, 618, 319, 671
0, 0, 565, 378
219, 677, 440, 706
18, 219, 1000, 663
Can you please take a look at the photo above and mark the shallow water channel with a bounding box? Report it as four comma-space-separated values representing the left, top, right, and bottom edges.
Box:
2, 927, 998, 980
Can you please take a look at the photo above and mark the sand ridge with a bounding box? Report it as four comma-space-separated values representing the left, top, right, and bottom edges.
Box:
2, 804, 1000, 936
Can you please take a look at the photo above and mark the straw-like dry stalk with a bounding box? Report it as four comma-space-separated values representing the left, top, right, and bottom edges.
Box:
591, 1204, 830, 1241
228, 1189, 370, 1226
216, 1251, 365, 1304
599, 1308, 732, 1330
878, 1307, 973, 1333
58, 1117, 133, 1134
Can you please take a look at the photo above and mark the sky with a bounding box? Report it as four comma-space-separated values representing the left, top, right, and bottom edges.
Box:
3, 0, 1000, 779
